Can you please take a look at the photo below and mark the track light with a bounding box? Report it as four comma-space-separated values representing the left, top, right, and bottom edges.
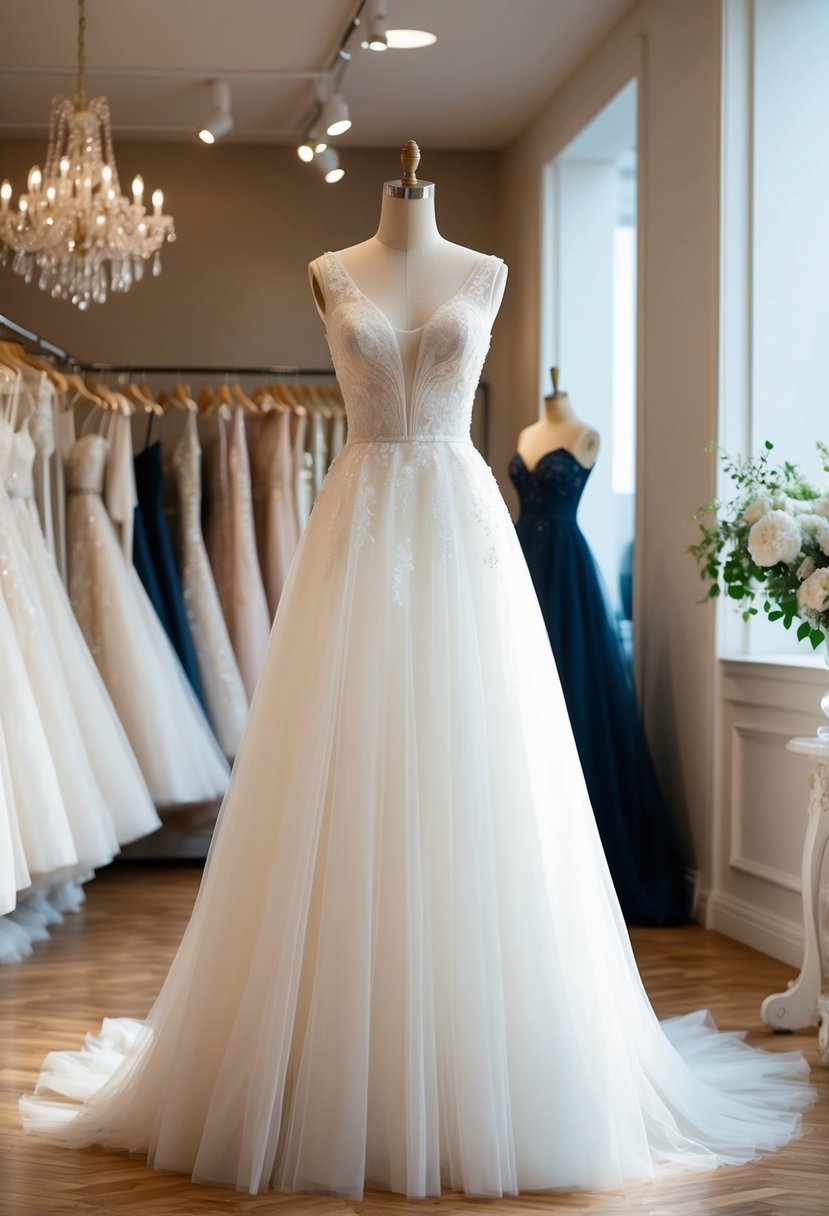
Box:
297, 142, 314, 163
363, 0, 388, 50
198, 81, 233, 144
322, 93, 351, 138
315, 147, 345, 184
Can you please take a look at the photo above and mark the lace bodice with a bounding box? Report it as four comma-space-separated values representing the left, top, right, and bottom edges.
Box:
7, 426, 36, 500
508, 449, 592, 521
67, 434, 109, 496
320, 250, 502, 442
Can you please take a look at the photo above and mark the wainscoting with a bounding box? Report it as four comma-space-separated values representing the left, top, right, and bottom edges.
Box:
705, 656, 829, 966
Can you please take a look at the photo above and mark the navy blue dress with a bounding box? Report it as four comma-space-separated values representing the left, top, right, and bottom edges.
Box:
509, 448, 689, 926
133, 442, 207, 712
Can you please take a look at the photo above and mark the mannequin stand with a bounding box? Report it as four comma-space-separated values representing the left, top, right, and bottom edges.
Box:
760, 736, 829, 1063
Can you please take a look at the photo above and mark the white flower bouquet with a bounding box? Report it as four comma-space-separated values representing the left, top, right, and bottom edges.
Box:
690, 441, 829, 650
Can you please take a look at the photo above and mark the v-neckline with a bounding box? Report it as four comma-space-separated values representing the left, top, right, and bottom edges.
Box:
325, 249, 491, 336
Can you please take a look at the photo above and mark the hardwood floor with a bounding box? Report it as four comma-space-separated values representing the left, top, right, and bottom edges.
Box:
1, 865, 826, 1215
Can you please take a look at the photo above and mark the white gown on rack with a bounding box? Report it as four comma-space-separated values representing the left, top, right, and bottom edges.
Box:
8, 422, 161, 845
0, 411, 120, 873
22, 252, 814, 1200
63, 432, 229, 808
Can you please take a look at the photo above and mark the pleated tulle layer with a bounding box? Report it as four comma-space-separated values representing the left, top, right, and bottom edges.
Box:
22, 441, 815, 1199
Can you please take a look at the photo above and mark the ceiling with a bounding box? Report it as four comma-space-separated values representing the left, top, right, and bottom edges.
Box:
0, 0, 636, 150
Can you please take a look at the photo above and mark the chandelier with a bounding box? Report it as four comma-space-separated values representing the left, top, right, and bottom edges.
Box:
0, 0, 174, 310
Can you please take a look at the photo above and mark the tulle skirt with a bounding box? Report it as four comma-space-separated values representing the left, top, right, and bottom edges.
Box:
66, 489, 229, 807
22, 440, 815, 1199
0, 492, 119, 871
11, 495, 161, 845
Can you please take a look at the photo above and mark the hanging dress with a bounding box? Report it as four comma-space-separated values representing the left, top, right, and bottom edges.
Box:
250, 408, 300, 618
0, 407, 119, 873
8, 421, 161, 846
170, 413, 248, 758
134, 439, 206, 709
65, 432, 229, 807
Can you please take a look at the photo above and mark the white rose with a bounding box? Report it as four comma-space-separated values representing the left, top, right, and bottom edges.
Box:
821, 533, 829, 558
792, 497, 817, 515
771, 491, 795, 513
747, 510, 803, 567
798, 513, 829, 543
744, 496, 772, 525
797, 555, 817, 581
797, 568, 829, 614
813, 497, 829, 520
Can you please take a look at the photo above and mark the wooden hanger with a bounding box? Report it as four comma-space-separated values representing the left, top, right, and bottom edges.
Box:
172, 383, 198, 413
232, 383, 259, 415
64, 372, 104, 407
0, 340, 68, 393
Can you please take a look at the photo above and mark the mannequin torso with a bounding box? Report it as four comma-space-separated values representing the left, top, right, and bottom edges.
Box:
309, 192, 507, 336
517, 393, 600, 471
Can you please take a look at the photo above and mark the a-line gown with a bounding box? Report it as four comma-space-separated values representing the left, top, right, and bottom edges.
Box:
21, 249, 814, 1201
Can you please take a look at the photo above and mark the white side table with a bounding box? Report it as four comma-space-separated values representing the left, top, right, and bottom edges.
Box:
761, 736, 829, 1063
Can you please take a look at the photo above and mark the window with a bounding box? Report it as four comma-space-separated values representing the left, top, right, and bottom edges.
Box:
720, 0, 829, 657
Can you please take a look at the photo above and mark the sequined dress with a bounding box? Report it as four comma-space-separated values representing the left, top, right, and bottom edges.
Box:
22, 252, 813, 1200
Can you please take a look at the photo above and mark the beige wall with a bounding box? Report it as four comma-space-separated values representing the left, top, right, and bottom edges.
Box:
0, 142, 497, 368
492, 0, 722, 897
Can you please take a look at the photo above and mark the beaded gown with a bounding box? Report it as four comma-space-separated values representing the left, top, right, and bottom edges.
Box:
509, 448, 689, 926
64, 433, 229, 807
22, 251, 813, 1200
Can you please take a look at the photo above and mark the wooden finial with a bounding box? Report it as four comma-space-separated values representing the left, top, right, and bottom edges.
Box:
401, 140, 420, 186
549, 366, 560, 396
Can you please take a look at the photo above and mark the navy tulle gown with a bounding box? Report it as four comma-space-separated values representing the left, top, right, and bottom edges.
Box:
133, 442, 206, 711
509, 447, 689, 926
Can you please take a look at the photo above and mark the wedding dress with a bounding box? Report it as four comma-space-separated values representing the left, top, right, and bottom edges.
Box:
8, 420, 161, 846
21, 251, 813, 1200
64, 432, 229, 807
0, 405, 119, 872
250, 408, 300, 617
170, 413, 248, 758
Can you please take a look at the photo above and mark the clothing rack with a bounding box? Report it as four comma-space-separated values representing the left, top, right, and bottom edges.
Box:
0, 315, 337, 380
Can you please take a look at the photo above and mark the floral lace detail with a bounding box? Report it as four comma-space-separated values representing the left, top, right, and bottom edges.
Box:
321, 251, 501, 442
314, 249, 507, 595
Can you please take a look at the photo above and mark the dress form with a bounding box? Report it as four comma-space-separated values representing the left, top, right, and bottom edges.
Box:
517, 368, 599, 470
309, 141, 508, 336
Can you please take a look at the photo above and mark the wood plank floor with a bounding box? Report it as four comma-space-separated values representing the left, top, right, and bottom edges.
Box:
1, 865, 826, 1215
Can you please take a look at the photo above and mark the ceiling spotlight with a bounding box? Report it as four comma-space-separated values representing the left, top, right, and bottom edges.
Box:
198, 80, 233, 144
386, 29, 437, 49
323, 93, 351, 137
315, 147, 345, 184
297, 142, 314, 163
363, 0, 388, 50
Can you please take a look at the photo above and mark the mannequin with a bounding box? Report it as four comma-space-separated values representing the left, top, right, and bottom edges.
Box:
309, 140, 508, 339
516, 367, 599, 470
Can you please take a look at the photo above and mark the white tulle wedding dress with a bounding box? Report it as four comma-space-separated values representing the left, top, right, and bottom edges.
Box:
21, 251, 814, 1200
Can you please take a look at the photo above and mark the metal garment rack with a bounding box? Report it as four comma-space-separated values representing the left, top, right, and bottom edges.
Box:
0, 314, 336, 380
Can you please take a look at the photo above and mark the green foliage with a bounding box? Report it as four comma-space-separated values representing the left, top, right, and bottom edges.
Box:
689, 441, 827, 650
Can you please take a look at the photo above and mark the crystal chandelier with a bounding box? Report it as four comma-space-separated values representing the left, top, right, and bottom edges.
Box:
0, 0, 174, 309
